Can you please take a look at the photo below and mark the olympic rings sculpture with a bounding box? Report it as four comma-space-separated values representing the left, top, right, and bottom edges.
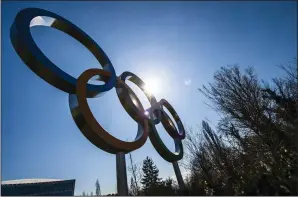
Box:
10, 8, 186, 162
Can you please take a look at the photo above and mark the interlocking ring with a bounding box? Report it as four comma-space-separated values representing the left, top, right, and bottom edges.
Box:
69, 69, 149, 154
10, 8, 186, 162
10, 8, 116, 97
117, 72, 185, 162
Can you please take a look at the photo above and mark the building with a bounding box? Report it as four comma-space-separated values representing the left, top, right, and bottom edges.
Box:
1, 179, 75, 196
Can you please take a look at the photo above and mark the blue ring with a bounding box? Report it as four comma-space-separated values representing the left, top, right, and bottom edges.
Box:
10, 8, 116, 97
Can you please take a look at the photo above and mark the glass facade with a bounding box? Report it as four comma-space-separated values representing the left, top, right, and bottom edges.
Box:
1, 179, 75, 196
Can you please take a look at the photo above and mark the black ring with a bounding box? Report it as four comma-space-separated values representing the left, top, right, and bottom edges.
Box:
119, 71, 162, 124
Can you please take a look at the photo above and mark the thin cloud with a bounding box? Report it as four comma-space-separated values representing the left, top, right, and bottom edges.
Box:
184, 79, 192, 86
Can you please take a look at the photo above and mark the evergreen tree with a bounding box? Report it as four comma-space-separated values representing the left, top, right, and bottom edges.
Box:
164, 177, 173, 188
95, 179, 101, 196
141, 156, 161, 194
159, 177, 177, 195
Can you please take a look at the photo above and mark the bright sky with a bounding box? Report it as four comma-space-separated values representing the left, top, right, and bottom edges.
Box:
2, 1, 297, 195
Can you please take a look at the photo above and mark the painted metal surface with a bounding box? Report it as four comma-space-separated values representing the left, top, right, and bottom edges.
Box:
10, 7, 188, 195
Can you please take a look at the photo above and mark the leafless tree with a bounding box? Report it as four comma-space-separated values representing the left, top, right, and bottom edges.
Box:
127, 152, 142, 195
184, 61, 297, 195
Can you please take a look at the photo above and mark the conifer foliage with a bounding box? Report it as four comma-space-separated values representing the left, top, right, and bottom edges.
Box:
141, 156, 161, 194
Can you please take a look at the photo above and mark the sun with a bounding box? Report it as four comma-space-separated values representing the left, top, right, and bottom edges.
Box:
143, 77, 161, 96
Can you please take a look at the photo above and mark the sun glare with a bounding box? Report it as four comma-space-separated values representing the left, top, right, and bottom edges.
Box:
143, 77, 161, 96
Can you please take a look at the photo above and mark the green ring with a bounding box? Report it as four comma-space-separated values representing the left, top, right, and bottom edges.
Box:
148, 120, 184, 162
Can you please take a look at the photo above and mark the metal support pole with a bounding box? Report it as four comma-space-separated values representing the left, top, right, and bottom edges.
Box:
116, 152, 128, 196
172, 161, 185, 192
